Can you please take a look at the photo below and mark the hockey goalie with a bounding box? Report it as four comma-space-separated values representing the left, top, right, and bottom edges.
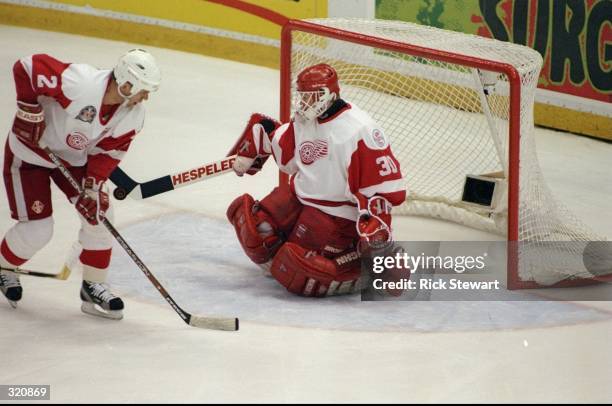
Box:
227, 63, 406, 297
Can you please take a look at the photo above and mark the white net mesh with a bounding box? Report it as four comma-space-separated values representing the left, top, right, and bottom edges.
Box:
286, 18, 605, 286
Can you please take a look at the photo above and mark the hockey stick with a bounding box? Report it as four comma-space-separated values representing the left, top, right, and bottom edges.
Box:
42, 146, 239, 331
1, 265, 71, 280
109, 155, 237, 200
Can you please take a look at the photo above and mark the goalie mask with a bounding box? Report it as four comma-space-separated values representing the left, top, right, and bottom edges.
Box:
114, 49, 161, 99
295, 63, 340, 121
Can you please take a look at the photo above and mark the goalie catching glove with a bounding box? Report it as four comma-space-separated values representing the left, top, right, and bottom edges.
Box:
227, 113, 281, 176
75, 176, 110, 225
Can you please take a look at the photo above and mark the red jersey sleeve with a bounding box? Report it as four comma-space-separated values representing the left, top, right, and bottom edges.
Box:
13, 54, 71, 107
348, 139, 406, 208
270, 121, 299, 175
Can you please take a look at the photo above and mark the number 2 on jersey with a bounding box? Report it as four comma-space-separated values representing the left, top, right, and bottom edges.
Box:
37, 74, 58, 89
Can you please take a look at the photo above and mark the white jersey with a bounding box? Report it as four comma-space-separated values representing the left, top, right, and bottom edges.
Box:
10, 54, 144, 181
269, 100, 405, 221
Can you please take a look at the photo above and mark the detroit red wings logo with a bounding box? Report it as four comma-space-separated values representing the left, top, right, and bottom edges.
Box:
299, 140, 328, 165
66, 132, 89, 150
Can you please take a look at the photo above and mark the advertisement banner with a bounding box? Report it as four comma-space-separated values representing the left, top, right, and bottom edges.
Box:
376, 0, 611, 137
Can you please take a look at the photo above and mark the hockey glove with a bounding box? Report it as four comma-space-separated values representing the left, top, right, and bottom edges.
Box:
75, 177, 110, 225
12, 101, 45, 147
356, 195, 393, 256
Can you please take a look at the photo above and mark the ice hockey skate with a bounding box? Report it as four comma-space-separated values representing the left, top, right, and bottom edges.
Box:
80, 281, 124, 320
0, 269, 22, 309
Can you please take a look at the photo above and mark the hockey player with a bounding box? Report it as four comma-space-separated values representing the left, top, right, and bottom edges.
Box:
227, 63, 406, 297
0, 49, 161, 318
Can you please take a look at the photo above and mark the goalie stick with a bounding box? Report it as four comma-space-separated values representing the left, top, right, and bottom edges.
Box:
1, 265, 71, 280
109, 155, 237, 200
42, 145, 239, 331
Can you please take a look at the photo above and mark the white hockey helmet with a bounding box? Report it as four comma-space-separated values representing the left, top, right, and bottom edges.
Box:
113, 49, 161, 98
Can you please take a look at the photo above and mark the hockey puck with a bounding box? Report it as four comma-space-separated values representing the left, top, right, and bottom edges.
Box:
113, 188, 127, 200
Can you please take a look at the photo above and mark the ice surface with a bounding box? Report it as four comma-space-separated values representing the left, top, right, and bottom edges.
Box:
109, 212, 609, 332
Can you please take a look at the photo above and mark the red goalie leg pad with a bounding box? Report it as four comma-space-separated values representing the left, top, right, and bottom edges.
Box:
226, 194, 283, 264
258, 186, 303, 234
287, 205, 358, 256
270, 242, 361, 297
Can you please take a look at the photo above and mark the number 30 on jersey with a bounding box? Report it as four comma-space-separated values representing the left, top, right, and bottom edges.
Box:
376, 156, 398, 176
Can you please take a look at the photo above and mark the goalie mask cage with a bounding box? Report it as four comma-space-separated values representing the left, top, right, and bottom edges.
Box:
279, 18, 607, 290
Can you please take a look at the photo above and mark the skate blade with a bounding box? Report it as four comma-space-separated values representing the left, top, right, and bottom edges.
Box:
81, 302, 123, 320
1, 292, 18, 308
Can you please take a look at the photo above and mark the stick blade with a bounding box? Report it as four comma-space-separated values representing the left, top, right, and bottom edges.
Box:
189, 315, 239, 331
57, 266, 71, 280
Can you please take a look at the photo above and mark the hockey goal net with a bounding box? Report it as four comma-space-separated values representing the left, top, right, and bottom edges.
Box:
279, 18, 607, 289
